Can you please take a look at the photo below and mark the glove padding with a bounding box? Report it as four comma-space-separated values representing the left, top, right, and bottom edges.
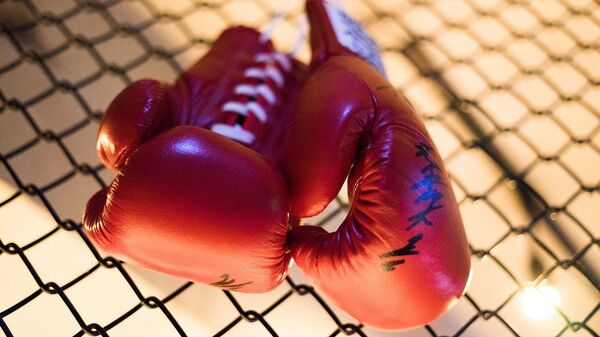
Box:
86, 127, 290, 291
279, 0, 471, 329
84, 27, 306, 292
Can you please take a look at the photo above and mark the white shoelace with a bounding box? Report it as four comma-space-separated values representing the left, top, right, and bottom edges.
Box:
210, 52, 292, 144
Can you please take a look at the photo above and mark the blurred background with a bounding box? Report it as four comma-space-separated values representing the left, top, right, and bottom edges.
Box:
0, 0, 599, 336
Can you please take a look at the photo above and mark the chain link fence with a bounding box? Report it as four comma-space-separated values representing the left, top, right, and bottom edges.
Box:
0, 0, 599, 336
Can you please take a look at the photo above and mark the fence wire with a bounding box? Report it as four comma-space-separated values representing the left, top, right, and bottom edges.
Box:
0, 0, 599, 336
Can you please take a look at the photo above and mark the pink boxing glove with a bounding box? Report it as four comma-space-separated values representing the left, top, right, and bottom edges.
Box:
278, 0, 471, 329
84, 27, 307, 292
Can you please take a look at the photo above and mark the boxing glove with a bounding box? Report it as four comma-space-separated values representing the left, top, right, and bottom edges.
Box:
279, 0, 471, 329
84, 27, 307, 292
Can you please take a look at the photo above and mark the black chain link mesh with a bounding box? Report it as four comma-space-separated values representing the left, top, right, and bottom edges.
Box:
0, 0, 599, 336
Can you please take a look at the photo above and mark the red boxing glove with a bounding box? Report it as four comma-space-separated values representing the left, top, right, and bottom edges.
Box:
84, 27, 306, 292
279, 1, 471, 329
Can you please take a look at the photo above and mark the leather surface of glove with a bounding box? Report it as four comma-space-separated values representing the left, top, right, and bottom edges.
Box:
84, 27, 306, 292
279, 0, 471, 329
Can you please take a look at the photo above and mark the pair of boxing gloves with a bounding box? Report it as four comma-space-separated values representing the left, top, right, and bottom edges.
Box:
83, 0, 470, 330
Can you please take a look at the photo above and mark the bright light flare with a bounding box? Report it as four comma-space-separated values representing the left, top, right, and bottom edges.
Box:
520, 283, 561, 320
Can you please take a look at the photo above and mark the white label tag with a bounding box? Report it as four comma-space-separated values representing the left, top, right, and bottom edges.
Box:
324, 2, 386, 76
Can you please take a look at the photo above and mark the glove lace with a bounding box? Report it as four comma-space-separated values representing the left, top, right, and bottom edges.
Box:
210, 52, 292, 144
